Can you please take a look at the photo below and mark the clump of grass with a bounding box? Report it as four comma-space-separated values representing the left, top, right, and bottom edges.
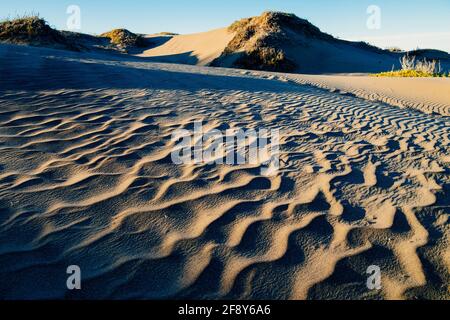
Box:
0, 15, 82, 51
100, 29, 147, 49
372, 53, 448, 77
234, 47, 296, 72
1, 15, 63, 44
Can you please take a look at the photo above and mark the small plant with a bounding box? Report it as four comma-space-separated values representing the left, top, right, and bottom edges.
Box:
400, 53, 416, 70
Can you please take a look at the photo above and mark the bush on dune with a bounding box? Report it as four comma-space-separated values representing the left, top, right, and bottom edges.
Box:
0, 15, 79, 50
100, 29, 147, 49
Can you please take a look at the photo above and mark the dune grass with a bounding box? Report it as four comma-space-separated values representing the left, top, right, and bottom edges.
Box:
372, 54, 448, 77
1, 15, 55, 42
0, 15, 82, 51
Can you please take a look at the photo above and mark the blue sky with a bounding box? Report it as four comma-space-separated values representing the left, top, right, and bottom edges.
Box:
2, 0, 450, 52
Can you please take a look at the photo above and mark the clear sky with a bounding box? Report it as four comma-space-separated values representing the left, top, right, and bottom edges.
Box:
1, 0, 450, 52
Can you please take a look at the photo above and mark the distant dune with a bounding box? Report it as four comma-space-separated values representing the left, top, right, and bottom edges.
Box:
2, 12, 449, 74
138, 12, 450, 74
140, 28, 234, 65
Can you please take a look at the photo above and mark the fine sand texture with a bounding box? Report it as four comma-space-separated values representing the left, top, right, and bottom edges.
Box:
0, 44, 449, 300
140, 28, 235, 65
286, 75, 450, 116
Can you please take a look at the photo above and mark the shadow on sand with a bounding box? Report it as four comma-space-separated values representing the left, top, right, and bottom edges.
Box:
0, 44, 301, 94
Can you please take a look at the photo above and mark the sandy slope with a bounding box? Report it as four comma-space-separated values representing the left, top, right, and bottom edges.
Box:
279, 74, 450, 116
133, 12, 450, 74
0, 44, 449, 300
139, 28, 234, 65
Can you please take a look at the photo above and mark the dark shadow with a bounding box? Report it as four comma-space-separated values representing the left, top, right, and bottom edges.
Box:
340, 201, 366, 223
391, 208, 411, 233
141, 51, 199, 65
0, 44, 299, 94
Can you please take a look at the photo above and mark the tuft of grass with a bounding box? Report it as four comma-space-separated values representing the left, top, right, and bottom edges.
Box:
0, 15, 80, 50
100, 29, 147, 49
386, 46, 403, 53
372, 70, 448, 78
1, 15, 54, 41
372, 53, 448, 77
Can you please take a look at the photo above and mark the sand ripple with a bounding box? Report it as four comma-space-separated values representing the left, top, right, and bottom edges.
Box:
0, 44, 449, 299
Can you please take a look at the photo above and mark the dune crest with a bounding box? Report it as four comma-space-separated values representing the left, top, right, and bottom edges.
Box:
140, 28, 235, 65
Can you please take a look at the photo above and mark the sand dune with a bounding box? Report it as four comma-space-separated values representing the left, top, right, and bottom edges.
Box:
0, 44, 449, 300
278, 74, 450, 116
140, 28, 234, 65
136, 12, 450, 74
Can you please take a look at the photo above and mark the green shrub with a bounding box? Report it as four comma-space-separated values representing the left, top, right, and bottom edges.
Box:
0, 15, 82, 51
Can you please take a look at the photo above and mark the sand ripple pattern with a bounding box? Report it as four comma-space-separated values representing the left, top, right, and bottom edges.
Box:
0, 44, 449, 299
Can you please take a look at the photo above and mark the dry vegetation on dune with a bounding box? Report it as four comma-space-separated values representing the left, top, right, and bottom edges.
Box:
101, 29, 148, 50
212, 11, 331, 72
373, 54, 448, 77
0, 15, 81, 50
0, 16, 149, 53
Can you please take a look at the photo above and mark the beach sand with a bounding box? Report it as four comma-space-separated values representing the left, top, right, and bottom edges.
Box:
0, 44, 448, 299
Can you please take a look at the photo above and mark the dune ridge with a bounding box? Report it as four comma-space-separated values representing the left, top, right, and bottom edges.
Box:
0, 44, 448, 299
139, 28, 235, 65
3, 13, 450, 75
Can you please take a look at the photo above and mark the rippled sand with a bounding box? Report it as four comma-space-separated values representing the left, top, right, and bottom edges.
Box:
0, 44, 449, 299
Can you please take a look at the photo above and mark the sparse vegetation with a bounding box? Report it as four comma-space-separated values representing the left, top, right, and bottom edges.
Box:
0, 16, 151, 53
213, 11, 329, 72
372, 53, 448, 77
386, 47, 403, 53
100, 29, 147, 49
0, 15, 79, 50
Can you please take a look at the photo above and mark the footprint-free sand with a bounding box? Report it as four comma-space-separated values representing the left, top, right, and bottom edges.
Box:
0, 44, 448, 299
